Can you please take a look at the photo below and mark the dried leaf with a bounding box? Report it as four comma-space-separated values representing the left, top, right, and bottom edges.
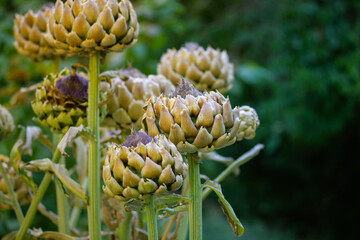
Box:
202, 180, 244, 236
22, 126, 42, 156
57, 125, 93, 157
10, 83, 40, 106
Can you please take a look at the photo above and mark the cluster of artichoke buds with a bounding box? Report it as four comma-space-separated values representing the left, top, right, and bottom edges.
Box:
13, 3, 64, 61
157, 43, 234, 93
31, 67, 88, 134
103, 132, 187, 200
45, 0, 139, 56
0, 155, 31, 210
100, 68, 175, 130
142, 80, 259, 153
0, 105, 15, 142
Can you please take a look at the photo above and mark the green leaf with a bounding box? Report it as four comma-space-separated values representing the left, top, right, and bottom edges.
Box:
124, 198, 144, 212
0, 191, 13, 206
153, 193, 190, 211
202, 180, 245, 237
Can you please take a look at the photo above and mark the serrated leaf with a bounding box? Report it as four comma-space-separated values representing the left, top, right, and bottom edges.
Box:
0, 191, 13, 205
124, 198, 144, 212
24, 159, 87, 203
202, 180, 244, 236
57, 125, 93, 157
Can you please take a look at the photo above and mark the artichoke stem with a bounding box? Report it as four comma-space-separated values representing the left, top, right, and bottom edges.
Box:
116, 202, 132, 240
16, 148, 62, 240
87, 52, 101, 240
0, 163, 24, 224
188, 152, 202, 240
145, 195, 159, 240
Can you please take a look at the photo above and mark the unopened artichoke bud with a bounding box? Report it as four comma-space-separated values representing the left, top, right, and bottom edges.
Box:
102, 131, 187, 200
0, 105, 15, 142
31, 67, 88, 134
142, 80, 260, 153
157, 43, 234, 93
13, 3, 65, 61
0, 155, 31, 210
45, 0, 139, 57
100, 68, 175, 130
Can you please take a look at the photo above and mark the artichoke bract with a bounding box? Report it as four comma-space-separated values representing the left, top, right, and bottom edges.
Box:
0, 105, 15, 142
13, 4, 63, 61
142, 80, 260, 153
100, 68, 175, 130
157, 43, 234, 93
0, 155, 31, 210
102, 132, 187, 200
45, 0, 139, 56
31, 67, 88, 134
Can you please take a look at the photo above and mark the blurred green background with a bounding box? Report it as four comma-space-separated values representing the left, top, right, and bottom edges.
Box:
1, 0, 360, 239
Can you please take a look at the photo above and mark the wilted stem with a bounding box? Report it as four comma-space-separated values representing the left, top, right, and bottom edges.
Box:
54, 134, 69, 234
87, 52, 101, 240
117, 202, 131, 240
145, 195, 158, 240
0, 163, 24, 224
188, 153, 202, 240
16, 148, 62, 240
202, 144, 264, 200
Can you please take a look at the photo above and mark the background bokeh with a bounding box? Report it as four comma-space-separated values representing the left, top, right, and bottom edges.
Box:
1, 0, 360, 239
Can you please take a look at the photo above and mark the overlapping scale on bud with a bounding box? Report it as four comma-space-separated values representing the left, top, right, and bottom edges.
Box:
100, 68, 175, 129
102, 132, 187, 200
0, 105, 15, 142
13, 3, 63, 61
157, 43, 234, 93
31, 67, 88, 134
0, 155, 31, 210
142, 80, 259, 153
45, 0, 139, 56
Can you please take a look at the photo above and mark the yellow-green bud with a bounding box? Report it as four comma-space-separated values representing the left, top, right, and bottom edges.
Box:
0, 105, 15, 142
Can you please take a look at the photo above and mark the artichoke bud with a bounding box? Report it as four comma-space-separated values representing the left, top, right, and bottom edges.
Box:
100, 67, 175, 130
102, 132, 187, 200
46, 0, 139, 56
142, 79, 260, 153
31, 67, 89, 134
0, 155, 31, 210
0, 105, 15, 142
158, 43, 234, 93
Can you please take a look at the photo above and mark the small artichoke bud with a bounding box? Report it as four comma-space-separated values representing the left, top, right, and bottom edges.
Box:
100, 68, 175, 130
158, 43, 234, 93
0, 155, 31, 210
142, 79, 260, 153
102, 132, 187, 200
31, 67, 90, 134
13, 3, 65, 61
0, 105, 15, 142
45, 0, 139, 56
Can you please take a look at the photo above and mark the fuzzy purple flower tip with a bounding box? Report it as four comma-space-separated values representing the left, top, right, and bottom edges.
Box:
56, 73, 88, 99
121, 131, 155, 148
169, 78, 203, 99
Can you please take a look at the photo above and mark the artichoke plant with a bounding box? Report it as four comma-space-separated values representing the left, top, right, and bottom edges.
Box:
157, 43, 234, 93
0, 155, 31, 210
103, 131, 187, 200
13, 3, 63, 61
100, 68, 175, 129
31, 67, 88, 134
0, 105, 15, 142
142, 80, 259, 153
45, 0, 139, 56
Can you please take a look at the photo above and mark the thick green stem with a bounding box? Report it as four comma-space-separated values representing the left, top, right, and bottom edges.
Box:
145, 195, 158, 240
0, 163, 24, 224
202, 144, 264, 200
54, 134, 69, 234
87, 52, 101, 240
117, 202, 131, 240
16, 149, 62, 240
188, 153, 202, 240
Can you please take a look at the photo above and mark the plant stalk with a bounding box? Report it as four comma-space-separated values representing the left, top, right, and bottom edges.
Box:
87, 52, 101, 240
117, 202, 131, 240
69, 178, 87, 228
0, 163, 24, 224
188, 153, 202, 240
54, 134, 70, 234
145, 195, 158, 240
16, 149, 62, 240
